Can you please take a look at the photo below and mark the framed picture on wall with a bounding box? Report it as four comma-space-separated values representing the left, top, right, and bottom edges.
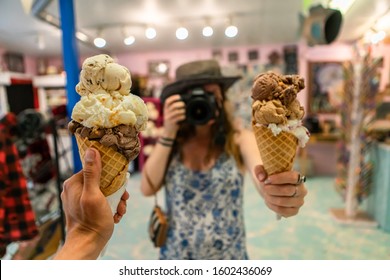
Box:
3, 52, 25, 73
308, 61, 345, 114
212, 49, 223, 60
228, 51, 239, 63
248, 49, 259, 61
148, 60, 170, 77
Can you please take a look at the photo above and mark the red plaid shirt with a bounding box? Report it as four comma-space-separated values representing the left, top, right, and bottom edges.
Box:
0, 114, 38, 255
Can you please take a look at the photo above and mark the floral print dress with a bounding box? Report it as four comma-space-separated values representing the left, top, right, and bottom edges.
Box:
159, 153, 247, 260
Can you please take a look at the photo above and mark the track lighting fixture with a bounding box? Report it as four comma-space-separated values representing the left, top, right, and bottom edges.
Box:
176, 26, 188, 40
145, 26, 157, 39
225, 16, 238, 38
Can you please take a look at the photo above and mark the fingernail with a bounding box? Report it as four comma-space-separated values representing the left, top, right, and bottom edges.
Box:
85, 148, 95, 163
257, 171, 266, 181
264, 178, 272, 184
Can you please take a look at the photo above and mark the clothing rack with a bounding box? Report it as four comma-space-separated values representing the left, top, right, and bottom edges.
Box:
48, 118, 66, 243
1, 110, 72, 259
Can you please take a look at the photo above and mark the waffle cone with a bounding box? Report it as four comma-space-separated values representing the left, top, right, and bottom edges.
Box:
252, 123, 298, 175
75, 134, 129, 196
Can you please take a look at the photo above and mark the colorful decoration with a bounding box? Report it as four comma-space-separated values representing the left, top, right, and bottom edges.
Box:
335, 44, 383, 217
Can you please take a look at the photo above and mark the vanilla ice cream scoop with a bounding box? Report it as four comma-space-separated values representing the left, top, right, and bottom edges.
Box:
71, 91, 147, 129
71, 54, 147, 130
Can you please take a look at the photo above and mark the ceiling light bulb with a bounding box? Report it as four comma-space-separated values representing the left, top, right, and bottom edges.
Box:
145, 27, 157, 39
124, 35, 135, 45
94, 37, 106, 48
156, 62, 168, 74
225, 25, 238, 38
176, 27, 188, 40
202, 26, 213, 37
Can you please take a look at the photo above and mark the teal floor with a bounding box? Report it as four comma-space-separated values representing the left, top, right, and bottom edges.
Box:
101, 173, 390, 260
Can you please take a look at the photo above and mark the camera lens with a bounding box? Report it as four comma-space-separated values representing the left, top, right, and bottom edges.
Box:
186, 97, 214, 125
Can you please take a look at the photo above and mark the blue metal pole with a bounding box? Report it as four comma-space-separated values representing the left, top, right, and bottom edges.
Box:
58, 0, 82, 172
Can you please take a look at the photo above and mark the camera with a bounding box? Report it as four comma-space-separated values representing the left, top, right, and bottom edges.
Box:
182, 87, 217, 125
162, 87, 217, 125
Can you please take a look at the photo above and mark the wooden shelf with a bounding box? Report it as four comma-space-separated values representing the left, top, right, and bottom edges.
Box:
32, 74, 66, 88
297, 133, 341, 176
309, 133, 341, 142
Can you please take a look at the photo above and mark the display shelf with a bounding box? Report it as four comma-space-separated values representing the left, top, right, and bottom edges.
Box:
32, 74, 66, 88
0, 71, 33, 86
297, 133, 340, 176
32, 74, 68, 131
32, 75, 66, 112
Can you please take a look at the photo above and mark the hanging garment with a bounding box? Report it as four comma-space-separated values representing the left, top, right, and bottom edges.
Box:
20, 138, 55, 185
0, 113, 38, 257
16, 109, 55, 184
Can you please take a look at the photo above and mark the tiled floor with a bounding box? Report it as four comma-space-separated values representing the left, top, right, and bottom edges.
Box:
101, 173, 390, 260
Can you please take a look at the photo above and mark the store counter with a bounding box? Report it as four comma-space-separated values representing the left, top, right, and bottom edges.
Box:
297, 133, 340, 176
367, 143, 390, 233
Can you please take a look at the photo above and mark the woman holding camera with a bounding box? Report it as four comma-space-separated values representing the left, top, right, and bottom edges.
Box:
140, 60, 307, 260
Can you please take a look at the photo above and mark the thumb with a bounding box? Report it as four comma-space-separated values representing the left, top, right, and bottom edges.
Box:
82, 148, 102, 193
254, 164, 267, 182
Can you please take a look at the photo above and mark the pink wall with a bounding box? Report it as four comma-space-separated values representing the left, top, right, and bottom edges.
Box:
114, 42, 389, 113
115, 44, 291, 78
115, 42, 389, 80
3, 41, 389, 105
114, 42, 354, 107
0, 48, 6, 72
24, 56, 37, 75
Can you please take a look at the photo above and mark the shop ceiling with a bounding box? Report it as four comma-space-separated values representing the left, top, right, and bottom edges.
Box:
0, 0, 389, 57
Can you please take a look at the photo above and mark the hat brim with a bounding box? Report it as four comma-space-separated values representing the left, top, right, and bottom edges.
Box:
161, 76, 241, 101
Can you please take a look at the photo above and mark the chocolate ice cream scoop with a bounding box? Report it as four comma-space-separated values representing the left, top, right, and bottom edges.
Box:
286, 99, 305, 120
101, 134, 118, 147
252, 100, 288, 125
251, 72, 281, 101
68, 120, 140, 161
251, 72, 305, 106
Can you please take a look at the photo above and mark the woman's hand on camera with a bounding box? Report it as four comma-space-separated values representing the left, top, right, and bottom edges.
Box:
163, 94, 186, 137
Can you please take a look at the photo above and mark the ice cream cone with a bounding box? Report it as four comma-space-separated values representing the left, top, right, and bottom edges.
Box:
252, 123, 298, 175
75, 134, 129, 196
